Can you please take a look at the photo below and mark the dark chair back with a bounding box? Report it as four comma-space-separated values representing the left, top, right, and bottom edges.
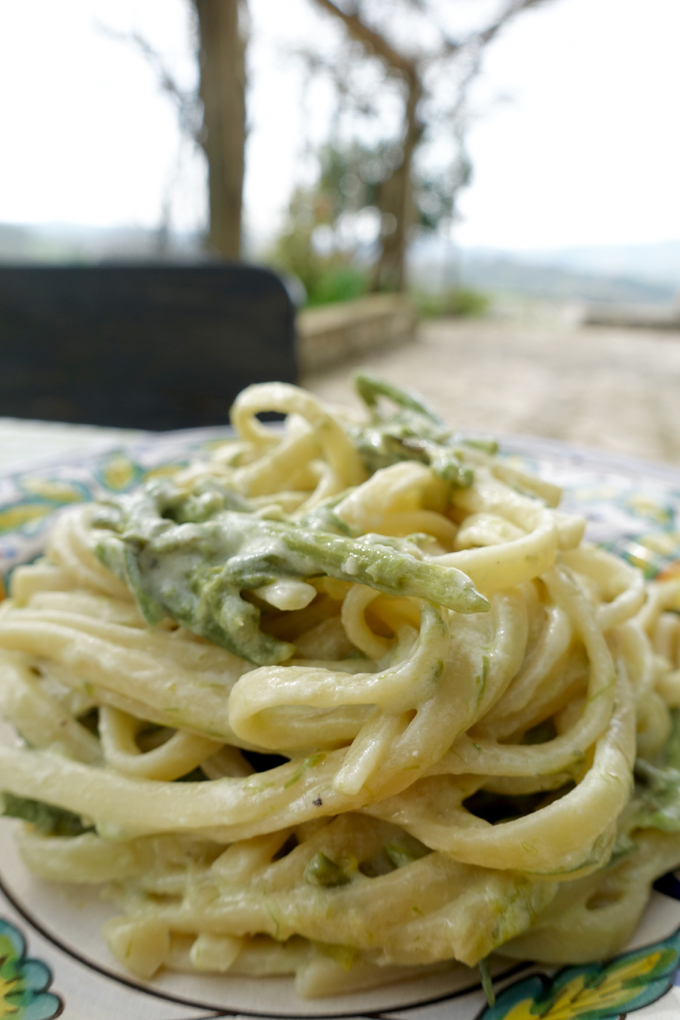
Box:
0, 263, 296, 429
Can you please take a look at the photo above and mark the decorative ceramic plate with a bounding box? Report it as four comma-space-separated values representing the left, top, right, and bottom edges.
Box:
1, 429, 680, 1020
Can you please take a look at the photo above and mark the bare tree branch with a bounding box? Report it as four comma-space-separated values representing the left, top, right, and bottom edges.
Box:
293, 45, 381, 118
312, 0, 418, 80
96, 23, 201, 143
304, 0, 558, 292
473, 0, 556, 48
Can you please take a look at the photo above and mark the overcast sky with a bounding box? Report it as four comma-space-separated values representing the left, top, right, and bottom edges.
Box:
0, 0, 677, 251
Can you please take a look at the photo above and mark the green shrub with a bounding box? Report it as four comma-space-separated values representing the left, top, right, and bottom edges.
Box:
411, 286, 489, 319
306, 266, 369, 306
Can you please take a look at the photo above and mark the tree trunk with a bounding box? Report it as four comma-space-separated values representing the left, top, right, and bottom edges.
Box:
372, 76, 423, 292
194, 0, 246, 260
310, 0, 423, 293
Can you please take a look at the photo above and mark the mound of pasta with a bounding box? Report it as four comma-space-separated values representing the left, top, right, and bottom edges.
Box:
2, 373, 680, 1000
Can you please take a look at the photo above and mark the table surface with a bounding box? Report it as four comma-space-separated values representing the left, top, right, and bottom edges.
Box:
0, 417, 146, 473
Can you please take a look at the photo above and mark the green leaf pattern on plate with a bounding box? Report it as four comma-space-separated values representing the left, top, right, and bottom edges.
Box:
479, 929, 680, 1020
0, 918, 61, 1019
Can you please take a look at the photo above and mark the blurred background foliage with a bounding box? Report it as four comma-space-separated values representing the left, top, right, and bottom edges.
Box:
1, 0, 679, 317
268, 137, 476, 308
116, 0, 552, 311
260, 0, 550, 303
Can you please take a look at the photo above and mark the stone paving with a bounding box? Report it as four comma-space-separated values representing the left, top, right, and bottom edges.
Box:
303, 314, 680, 469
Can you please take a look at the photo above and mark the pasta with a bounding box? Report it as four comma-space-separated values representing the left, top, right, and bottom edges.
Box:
2, 372, 680, 1002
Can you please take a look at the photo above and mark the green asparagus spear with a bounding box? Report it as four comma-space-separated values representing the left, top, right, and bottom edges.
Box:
618, 711, 680, 834
94, 479, 488, 667
2, 793, 92, 836
631, 758, 680, 833
349, 372, 474, 487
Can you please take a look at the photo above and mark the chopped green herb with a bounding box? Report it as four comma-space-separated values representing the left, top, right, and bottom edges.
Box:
283, 752, 326, 789
384, 840, 430, 869
478, 957, 495, 1007
304, 852, 351, 888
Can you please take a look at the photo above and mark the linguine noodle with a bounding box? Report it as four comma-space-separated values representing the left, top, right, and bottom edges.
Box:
1, 375, 680, 1000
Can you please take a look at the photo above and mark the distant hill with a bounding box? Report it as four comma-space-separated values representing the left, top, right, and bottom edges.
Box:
511, 241, 680, 290
2, 223, 678, 307
457, 253, 676, 306
408, 236, 679, 305
0, 222, 205, 263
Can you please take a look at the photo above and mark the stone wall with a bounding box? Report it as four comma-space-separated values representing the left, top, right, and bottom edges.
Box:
297, 294, 417, 374
584, 300, 680, 329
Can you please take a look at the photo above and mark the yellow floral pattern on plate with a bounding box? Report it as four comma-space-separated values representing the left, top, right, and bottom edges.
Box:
481, 929, 680, 1020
